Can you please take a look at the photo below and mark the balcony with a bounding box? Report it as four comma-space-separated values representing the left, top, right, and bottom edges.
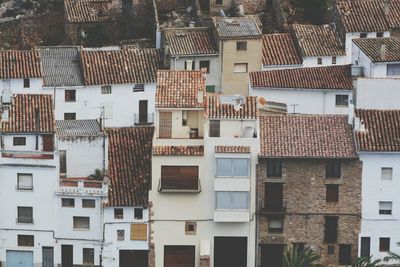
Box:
55, 179, 108, 197
157, 178, 201, 193
134, 113, 154, 125
1, 150, 54, 159
261, 201, 286, 214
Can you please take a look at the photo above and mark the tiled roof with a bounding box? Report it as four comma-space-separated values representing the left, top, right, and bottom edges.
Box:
336, 0, 389, 33
1, 94, 54, 133
64, 0, 113, 23
262, 34, 302, 66
207, 95, 259, 119
38, 46, 85, 87
356, 109, 400, 152
212, 16, 262, 39
259, 115, 357, 158
0, 50, 42, 79
250, 65, 352, 90
353, 37, 400, 62
156, 70, 206, 108
385, 0, 400, 29
164, 27, 218, 56
292, 24, 345, 57
215, 145, 251, 153
56, 120, 101, 137
81, 49, 163, 85
107, 127, 154, 207
153, 145, 204, 156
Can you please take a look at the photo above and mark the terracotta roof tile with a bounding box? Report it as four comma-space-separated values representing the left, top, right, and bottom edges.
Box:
385, 0, 400, 29
356, 109, 400, 151
107, 127, 154, 207
1, 94, 54, 133
207, 95, 259, 119
259, 115, 357, 158
353, 37, 400, 62
81, 49, 163, 85
250, 65, 352, 90
0, 50, 42, 79
64, 0, 113, 23
153, 145, 204, 156
164, 27, 218, 56
156, 70, 206, 108
292, 24, 345, 57
262, 33, 302, 66
212, 16, 262, 39
215, 145, 251, 153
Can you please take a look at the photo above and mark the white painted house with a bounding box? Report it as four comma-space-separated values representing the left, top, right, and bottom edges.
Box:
149, 70, 258, 267
355, 78, 400, 110
355, 109, 400, 262
249, 65, 353, 115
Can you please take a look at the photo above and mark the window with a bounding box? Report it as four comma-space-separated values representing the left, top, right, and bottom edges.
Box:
380, 237, 390, 251
216, 158, 249, 177
182, 111, 187, 126
326, 160, 341, 178
134, 208, 143, 220
199, 60, 210, 73
114, 208, 123, 219
209, 120, 220, 137
324, 216, 338, 243
17, 207, 33, 223
379, 201, 392, 215
206, 85, 216, 93
161, 166, 199, 190
360, 237, 371, 257
268, 217, 283, 234
62, 198, 75, 207
264, 183, 284, 211
13, 137, 26, 146
335, 94, 349, 107
17, 173, 33, 190
82, 248, 94, 265
18, 235, 34, 246
360, 33, 367, 38
82, 199, 95, 208
185, 221, 197, 235
236, 41, 247, 51
332, 56, 337, 65
65, 90, 76, 102
23, 78, 30, 88
387, 63, 400, 76
317, 58, 322, 65
64, 113, 76, 120
133, 84, 145, 92
73, 217, 89, 229
267, 159, 282, 177
216, 0, 223, 4
216, 191, 248, 210
339, 244, 352, 265
164, 246, 195, 266
130, 224, 147, 240
117, 230, 125, 241
59, 150, 67, 176
101, 85, 112, 94
326, 185, 339, 202
327, 245, 335, 255
377, 32, 384, 37
184, 60, 194, 70
381, 167, 393, 180
234, 63, 248, 73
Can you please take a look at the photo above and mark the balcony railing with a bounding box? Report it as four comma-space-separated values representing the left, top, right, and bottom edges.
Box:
56, 180, 108, 197
262, 201, 286, 214
134, 113, 154, 125
1, 150, 54, 159
158, 178, 201, 193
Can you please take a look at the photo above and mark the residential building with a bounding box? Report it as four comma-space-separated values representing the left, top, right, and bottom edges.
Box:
249, 65, 353, 115
149, 70, 259, 267
163, 27, 220, 92
352, 37, 400, 78
200, 0, 266, 15
212, 16, 262, 95
355, 109, 400, 262
291, 24, 346, 67
257, 114, 362, 267
355, 78, 400, 109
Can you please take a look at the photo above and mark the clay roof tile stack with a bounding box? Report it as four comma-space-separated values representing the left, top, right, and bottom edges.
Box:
262, 33, 302, 66
153, 145, 204, 156
64, 0, 113, 23
207, 95, 259, 119
0, 50, 43, 79
215, 145, 251, 153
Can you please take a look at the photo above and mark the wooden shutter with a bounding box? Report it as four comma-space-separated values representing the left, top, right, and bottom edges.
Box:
326, 185, 339, 202
164, 246, 195, 267
159, 112, 172, 138
161, 166, 198, 190
42, 135, 54, 152
130, 224, 147, 240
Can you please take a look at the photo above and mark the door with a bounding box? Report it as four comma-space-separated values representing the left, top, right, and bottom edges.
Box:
164, 246, 195, 267
7, 250, 33, 267
159, 112, 172, 138
42, 135, 54, 152
265, 183, 283, 211
139, 100, 148, 123
61, 245, 73, 267
42, 247, 54, 267
214, 237, 247, 267
119, 250, 148, 267
260, 244, 284, 267
360, 237, 371, 257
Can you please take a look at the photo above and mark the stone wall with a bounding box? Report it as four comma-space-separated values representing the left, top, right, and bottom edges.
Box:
257, 158, 362, 266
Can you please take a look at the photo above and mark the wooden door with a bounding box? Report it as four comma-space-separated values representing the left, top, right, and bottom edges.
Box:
164, 246, 195, 267
61, 245, 73, 267
119, 250, 148, 267
42, 247, 54, 267
42, 135, 54, 152
139, 100, 148, 123
159, 112, 172, 138
214, 237, 247, 267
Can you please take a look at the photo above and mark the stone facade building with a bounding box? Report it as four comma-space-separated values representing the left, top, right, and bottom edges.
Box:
257, 115, 362, 267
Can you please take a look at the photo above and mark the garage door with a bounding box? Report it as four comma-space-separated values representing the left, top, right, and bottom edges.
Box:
164, 246, 195, 267
7, 250, 33, 267
119, 250, 148, 267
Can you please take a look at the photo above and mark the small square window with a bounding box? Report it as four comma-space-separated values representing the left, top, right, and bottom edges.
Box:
17, 206, 33, 223
13, 137, 26, 146
326, 185, 339, 202
17, 173, 33, 190
134, 208, 143, 220
332, 56, 337, 65
133, 84, 144, 92
317, 58, 322, 65
62, 198, 75, 207
64, 113, 76, 120
18, 235, 34, 246
82, 248, 94, 265
233, 63, 248, 73
184, 60, 194, 70
381, 167, 393, 180
73, 216, 90, 229
360, 33, 367, 38
326, 160, 341, 178
377, 32, 384, 37
23, 79, 30, 88
379, 201, 392, 215
236, 41, 247, 51
65, 90, 76, 102
327, 245, 335, 255
267, 159, 282, 178
114, 208, 123, 219
199, 61, 210, 73
380, 237, 390, 251
335, 95, 349, 107
101, 85, 112, 94
206, 85, 216, 93
117, 230, 125, 241
268, 217, 283, 234
82, 199, 95, 208
185, 221, 197, 235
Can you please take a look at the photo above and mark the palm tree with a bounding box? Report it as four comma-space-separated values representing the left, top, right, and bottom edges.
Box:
352, 256, 381, 267
383, 241, 400, 263
283, 245, 323, 267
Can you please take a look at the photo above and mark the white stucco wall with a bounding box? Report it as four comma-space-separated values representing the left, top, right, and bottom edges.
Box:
345, 32, 390, 63
0, 78, 44, 96
355, 78, 400, 109
302, 55, 346, 67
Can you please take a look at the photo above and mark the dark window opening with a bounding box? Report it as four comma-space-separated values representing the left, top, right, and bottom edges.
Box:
64, 113, 76, 120
324, 216, 338, 243
65, 90, 76, 102
161, 166, 199, 190
210, 120, 220, 137
336, 95, 349, 107
360, 237, 370, 257
326, 160, 341, 178
360, 33, 367, 38
133, 84, 145, 92
327, 245, 335, 255
62, 198, 75, 207
339, 244, 352, 265
214, 237, 247, 267
261, 244, 284, 267
23, 78, 30, 88
267, 159, 282, 177
134, 208, 143, 220
114, 208, 123, 219
18, 206, 33, 223
236, 41, 247, 51
377, 32, 384, 37
326, 185, 339, 202
13, 137, 26, 146
82, 248, 94, 265
264, 183, 284, 212
199, 60, 210, 73
380, 237, 390, 252
82, 199, 95, 208
18, 235, 34, 246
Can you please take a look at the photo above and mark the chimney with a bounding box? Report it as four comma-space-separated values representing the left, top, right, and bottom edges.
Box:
380, 44, 386, 60
384, 0, 391, 16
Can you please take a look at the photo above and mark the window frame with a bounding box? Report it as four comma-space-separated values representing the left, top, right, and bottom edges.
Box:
17, 206, 33, 224
332, 56, 337, 65
268, 217, 283, 234
379, 201, 392, 215
62, 198, 75, 208
209, 120, 220, 137
114, 208, 124, 219
64, 90, 76, 102
73, 216, 90, 230
215, 191, 249, 210
101, 85, 112, 94
13, 136, 26, 146
360, 32, 367, 38
379, 237, 390, 252
233, 63, 248, 73
387, 63, 400, 76
324, 216, 338, 243
23, 78, 30, 88
236, 41, 247, 51
160, 165, 199, 190
326, 184, 339, 203
381, 167, 393, 180
82, 248, 94, 265
216, 158, 250, 177
326, 160, 341, 178
267, 159, 282, 178
18, 235, 34, 246
377, 32, 384, 37
64, 113, 76, 120
82, 199, 96, 208
335, 94, 349, 107
17, 173, 33, 190
134, 208, 143, 220
317, 58, 322, 65
133, 84, 145, 92
117, 229, 125, 241
199, 60, 210, 73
